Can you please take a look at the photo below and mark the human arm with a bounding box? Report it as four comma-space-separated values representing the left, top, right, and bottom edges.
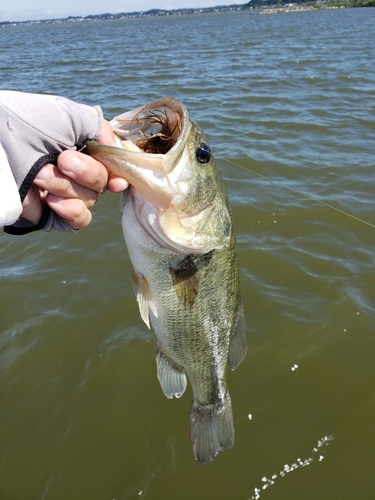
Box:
0, 90, 128, 234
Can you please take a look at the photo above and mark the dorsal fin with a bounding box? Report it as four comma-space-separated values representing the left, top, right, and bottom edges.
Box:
228, 299, 247, 370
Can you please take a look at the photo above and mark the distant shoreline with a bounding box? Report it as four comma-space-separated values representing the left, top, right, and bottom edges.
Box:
1, 2, 373, 27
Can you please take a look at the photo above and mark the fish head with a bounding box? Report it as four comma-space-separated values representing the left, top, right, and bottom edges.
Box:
85, 97, 231, 254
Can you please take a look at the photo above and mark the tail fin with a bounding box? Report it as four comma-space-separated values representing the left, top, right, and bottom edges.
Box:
190, 392, 234, 465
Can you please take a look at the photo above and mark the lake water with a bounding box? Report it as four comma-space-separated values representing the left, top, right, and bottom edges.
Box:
1, 7, 375, 499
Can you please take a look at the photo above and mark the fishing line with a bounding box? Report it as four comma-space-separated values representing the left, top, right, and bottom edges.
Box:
221, 158, 375, 229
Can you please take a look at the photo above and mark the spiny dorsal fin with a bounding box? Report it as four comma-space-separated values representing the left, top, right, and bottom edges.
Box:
228, 299, 247, 370
132, 270, 158, 329
169, 256, 200, 308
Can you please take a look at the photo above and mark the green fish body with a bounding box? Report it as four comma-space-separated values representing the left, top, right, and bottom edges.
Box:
85, 97, 247, 464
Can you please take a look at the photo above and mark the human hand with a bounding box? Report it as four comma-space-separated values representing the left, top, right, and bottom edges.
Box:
21, 120, 128, 230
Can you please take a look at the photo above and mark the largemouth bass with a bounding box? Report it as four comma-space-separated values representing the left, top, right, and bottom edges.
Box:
85, 97, 247, 464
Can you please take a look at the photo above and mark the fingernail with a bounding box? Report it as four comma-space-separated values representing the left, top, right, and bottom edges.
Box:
35, 167, 49, 182
47, 194, 64, 204
116, 179, 129, 191
109, 178, 129, 192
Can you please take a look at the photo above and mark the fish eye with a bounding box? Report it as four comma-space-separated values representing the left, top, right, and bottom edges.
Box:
196, 144, 211, 164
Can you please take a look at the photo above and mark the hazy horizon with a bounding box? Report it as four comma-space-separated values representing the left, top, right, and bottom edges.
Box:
1, 0, 243, 23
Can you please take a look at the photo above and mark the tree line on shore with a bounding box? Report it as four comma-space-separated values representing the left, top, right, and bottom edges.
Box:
1, 0, 373, 27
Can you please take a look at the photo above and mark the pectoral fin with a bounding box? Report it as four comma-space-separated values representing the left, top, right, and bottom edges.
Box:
156, 349, 187, 399
228, 299, 247, 370
132, 270, 158, 329
170, 256, 200, 307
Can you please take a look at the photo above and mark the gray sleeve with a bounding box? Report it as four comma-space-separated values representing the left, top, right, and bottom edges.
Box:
0, 91, 103, 233
0, 90, 103, 188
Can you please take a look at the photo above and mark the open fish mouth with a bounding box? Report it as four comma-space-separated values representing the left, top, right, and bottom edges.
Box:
115, 108, 180, 154
110, 97, 189, 159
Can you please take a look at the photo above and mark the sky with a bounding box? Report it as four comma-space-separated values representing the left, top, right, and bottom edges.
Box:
0, 0, 240, 22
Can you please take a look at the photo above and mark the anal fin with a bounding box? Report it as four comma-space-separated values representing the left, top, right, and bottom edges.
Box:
190, 392, 234, 465
228, 299, 247, 370
156, 350, 187, 399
